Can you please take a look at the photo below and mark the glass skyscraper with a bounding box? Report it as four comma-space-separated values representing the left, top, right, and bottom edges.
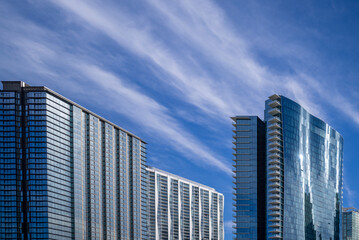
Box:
343, 207, 359, 240
0, 81, 147, 239
146, 167, 224, 240
232, 116, 266, 239
233, 94, 343, 240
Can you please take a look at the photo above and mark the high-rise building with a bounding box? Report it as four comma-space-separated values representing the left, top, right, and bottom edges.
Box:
0, 81, 147, 239
146, 167, 224, 240
231, 116, 266, 239
232, 94, 343, 240
343, 207, 359, 240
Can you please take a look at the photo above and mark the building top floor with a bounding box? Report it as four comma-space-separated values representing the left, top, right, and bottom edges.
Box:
1, 81, 145, 143
147, 166, 223, 195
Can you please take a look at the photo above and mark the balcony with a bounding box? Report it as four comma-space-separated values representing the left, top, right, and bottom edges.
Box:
269, 182, 281, 188
268, 141, 281, 148
268, 165, 281, 171
269, 188, 281, 194
268, 116, 281, 124
269, 233, 282, 239
268, 135, 282, 142
269, 228, 281, 234
269, 222, 281, 228
269, 100, 281, 108
269, 170, 281, 176
268, 176, 281, 182
269, 153, 281, 159
268, 123, 282, 130
269, 210, 281, 216
269, 94, 281, 101
268, 108, 281, 116
269, 204, 282, 211
269, 193, 281, 199
269, 216, 281, 222
268, 129, 281, 136
269, 199, 281, 206
268, 158, 281, 165
269, 147, 282, 153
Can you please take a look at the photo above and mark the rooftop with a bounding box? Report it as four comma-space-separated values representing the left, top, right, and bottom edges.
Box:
343, 207, 359, 213
1, 81, 144, 142
147, 166, 222, 194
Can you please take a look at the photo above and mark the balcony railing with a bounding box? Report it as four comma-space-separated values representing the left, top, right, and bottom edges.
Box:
269, 233, 282, 239
269, 188, 281, 194
268, 158, 281, 165
269, 170, 281, 176
268, 222, 281, 228
268, 176, 281, 182
269, 94, 281, 100
268, 193, 281, 199
268, 210, 281, 216
269, 100, 281, 108
268, 116, 281, 124
269, 198, 281, 204
269, 228, 281, 234
269, 141, 281, 148
268, 165, 281, 171
268, 129, 282, 136
269, 182, 281, 188
268, 135, 282, 142
269, 152, 282, 159
269, 147, 282, 153
268, 204, 282, 211
268, 216, 282, 222
268, 108, 281, 116
268, 123, 282, 130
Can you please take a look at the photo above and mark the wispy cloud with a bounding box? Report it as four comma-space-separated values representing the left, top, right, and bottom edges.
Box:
300, 74, 359, 128
224, 220, 234, 235
0, 3, 232, 174
75, 63, 232, 174
50, 0, 238, 118
50, 0, 359, 126
145, 0, 269, 87
142, 0, 333, 120
143, 0, 359, 128
2, 1, 359, 236
344, 184, 356, 207
283, 76, 325, 119
1, 0, 357, 177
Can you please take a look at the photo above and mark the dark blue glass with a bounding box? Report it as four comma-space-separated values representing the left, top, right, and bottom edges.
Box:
232, 116, 266, 240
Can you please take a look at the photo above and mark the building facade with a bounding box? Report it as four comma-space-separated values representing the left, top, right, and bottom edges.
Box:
232, 94, 343, 240
232, 116, 266, 239
147, 167, 224, 240
343, 207, 359, 240
265, 94, 343, 239
0, 81, 147, 239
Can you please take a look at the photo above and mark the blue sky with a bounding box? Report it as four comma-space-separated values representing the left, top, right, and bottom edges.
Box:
1, 0, 359, 238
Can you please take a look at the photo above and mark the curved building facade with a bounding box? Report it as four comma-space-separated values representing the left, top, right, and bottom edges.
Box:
265, 94, 343, 240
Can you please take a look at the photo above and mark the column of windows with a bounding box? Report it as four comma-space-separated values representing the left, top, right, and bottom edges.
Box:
0, 92, 19, 239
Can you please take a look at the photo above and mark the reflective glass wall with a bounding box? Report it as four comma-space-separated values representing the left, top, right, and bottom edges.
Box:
232, 116, 266, 240
265, 95, 343, 240
0, 92, 20, 239
0, 81, 148, 239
